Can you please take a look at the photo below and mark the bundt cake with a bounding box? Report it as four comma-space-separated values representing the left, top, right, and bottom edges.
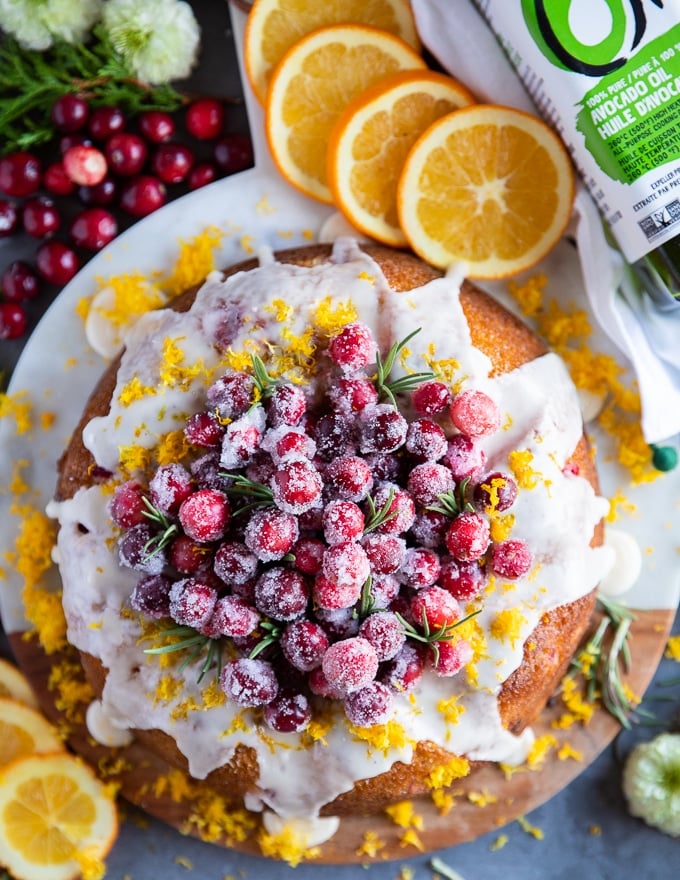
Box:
48, 238, 611, 845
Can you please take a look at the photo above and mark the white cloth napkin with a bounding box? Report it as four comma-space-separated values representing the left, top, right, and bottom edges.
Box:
412, 0, 680, 445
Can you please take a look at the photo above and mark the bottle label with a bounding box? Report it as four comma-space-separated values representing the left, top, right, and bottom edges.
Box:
474, 0, 680, 263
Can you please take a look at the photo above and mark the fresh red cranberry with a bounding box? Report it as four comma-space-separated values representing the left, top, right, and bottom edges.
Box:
430, 638, 473, 677
203, 595, 260, 639
35, 240, 80, 286
280, 620, 329, 671
188, 161, 218, 190
78, 176, 117, 206
88, 105, 126, 140
21, 196, 61, 238
105, 133, 148, 176
62, 145, 108, 186
411, 585, 461, 630
0, 302, 27, 340
110, 481, 147, 528
490, 539, 533, 579
59, 134, 93, 154
0, 152, 41, 197
213, 540, 258, 585
149, 463, 194, 515
361, 533, 405, 574
344, 680, 392, 726
169, 534, 211, 574
254, 566, 309, 622
412, 380, 450, 415
450, 389, 501, 437
138, 110, 175, 143
263, 690, 312, 733
406, 461, 455, 506
328, 322, 376, 370
271, 458, 323, 514
129, 574, 173, 618
43, 162, 75, 195
244, 508, 298, 562
444, 511, 490, 562
220, 657, 279, 707
322, 637, 379, 696
69, 208, 117, 250
2, 261, 39, 301
473, 471, 518, 512
151, 142, 195, 183
325, 455, 373, 502
168, 577, 218, 628
184, 410, 225, 447
439, 557, 486, 600
119, 175, 166, 216
358, 611, 406, 661
0, 199, 19, 236
186, 98, 225, 140
213, 133, 254, 173
322, 499, 364, 545
51, 94, 89, 132
359, 404, 408, 454
178, 488, 230, 542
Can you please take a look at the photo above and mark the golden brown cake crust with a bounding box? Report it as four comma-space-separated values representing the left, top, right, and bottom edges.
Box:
60, 243, 600, 816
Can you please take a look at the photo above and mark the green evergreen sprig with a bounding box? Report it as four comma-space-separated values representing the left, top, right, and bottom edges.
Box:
425, 478, 474, 518
362, 488, 397, 534
374, 328, 436, 406
221, 473, 275, 515
141, 497, 179, 560
396, 608, 481, 665
144, 625, 223, 683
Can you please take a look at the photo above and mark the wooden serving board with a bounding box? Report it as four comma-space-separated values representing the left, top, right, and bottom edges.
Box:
8, 606, 674, 864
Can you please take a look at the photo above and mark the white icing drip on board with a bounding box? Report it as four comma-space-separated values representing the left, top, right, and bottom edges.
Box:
49, 238, 613, 835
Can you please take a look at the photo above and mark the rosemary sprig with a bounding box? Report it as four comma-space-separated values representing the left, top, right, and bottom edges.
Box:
358, 575, 375, 618
425, 478, 473, 518
141, 496, 179, 560
396, 608, 481, 665
251, 354, 279, 401
143, 625, 222, 683
221, 473, 275, 515
0, 28, 185, 156
248, 620, 283, 660
374, 328, 436, 406
569, 595, 638, 728
363, 488, 397, 534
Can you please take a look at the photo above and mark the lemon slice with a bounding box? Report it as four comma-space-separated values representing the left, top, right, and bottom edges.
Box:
0, 698, 64, 769
0, 658, 39, 709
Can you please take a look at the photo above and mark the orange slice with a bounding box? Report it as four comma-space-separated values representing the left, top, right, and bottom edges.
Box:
0, 658, 39, 709
0, 753, 118, 880
328, 70, 475, 247
245, 0, 420, 103
265, 24, 426, 203
0, 698, 64, 769
397, 105, 575, 278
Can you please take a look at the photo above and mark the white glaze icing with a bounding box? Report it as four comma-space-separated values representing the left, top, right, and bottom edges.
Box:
48, 238, 613, 842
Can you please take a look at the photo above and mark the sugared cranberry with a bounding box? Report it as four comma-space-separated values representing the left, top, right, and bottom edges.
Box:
321, 541, 370, 601
110, 480, 147, 528
409, 508, 449, 549
35, 240, 80, 286
188, 161, 218, 190
2, 261, 39, 301
69, 208, 117, 250
344, 681, 392, 726
313, 413, 355, 461
105, 132, 147, 176
118, 524, 166, 574
254, 567, 309, 622
138, 110, 175, 143
328, 322, 376, 371
88, 105, 126, 140
0, 302, 27, 340
213, 133, 254, 173
314, 604, 360, 640
445, 511, 490, 562
51, 94, 89, 132
151, 143, 195, 184
149, 463, 194, 515
178, 489, 230, 542
119, 175, 166, 216
186, 98, 225, 140
0, 152, 41, 197
439, 557, 486, 600
280, 620, 329, 671
264, 426, 315, 463
169, 534, 211, 574
406, 461, 455, 506
411, 586, 461, 631
380, 642, 425, 693
184, 410, 225, 448
473, 471, 518, 513
444, 434, 487, 481
325, 455, 373, 502
21, 196, 61, 238
43, 162, 75, 195
220, 657, 278, 707
268, 383, 306, 427
214, 540, 258, 585
361, 533, 405, 574
263, 691, 312, 733
220, 409, 265, 469
129, 573, 172, 618
169, 577, 218, 629
322, 499, 364, 545
271, 458, 323, 514
329, 377, 378, 414
63, 145, 108, 187
400, 546, 441, 589
430, 638, 473, 677
207, 371, 254, 419
292, 537, 326, 575
358, 611, 405, 661
244, 508, 298, 562
412, 380, 450, 415
321, 637, 379, 696
78, 177, 117, 206
204, 595, 260, 639
490, 539, 533, 579
0, 199, 18, 236
359, 404, 408, 454
405, 418, 448, 461
370, 483, 415, 535
450, 389, 501, 437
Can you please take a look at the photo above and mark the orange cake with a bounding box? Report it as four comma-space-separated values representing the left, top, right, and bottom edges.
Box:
48, 239, 611, 845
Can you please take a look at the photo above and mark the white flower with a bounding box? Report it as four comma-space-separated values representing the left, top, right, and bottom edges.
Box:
623, 732, 680, 837
0, 0, 103, 50
102, 0, 200, 85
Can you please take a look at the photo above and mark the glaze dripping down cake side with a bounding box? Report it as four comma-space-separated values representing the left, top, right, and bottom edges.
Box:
49, 239, 612, 841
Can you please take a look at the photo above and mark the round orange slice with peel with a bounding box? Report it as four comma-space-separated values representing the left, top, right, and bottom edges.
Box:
265, 24, 426, 203
0, 658, 39, 709
397, 104, 575, 278
0, 752, 119, 880
245, 0, 420, 103
328, 70, 475, 247
0, 698, 64, 769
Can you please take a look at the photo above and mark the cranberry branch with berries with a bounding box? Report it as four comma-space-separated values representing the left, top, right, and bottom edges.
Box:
111, 320, 534, 732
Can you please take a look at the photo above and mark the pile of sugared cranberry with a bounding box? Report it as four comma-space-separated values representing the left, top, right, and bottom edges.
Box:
111, 321, 532, 731
0, 94, 253, 340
